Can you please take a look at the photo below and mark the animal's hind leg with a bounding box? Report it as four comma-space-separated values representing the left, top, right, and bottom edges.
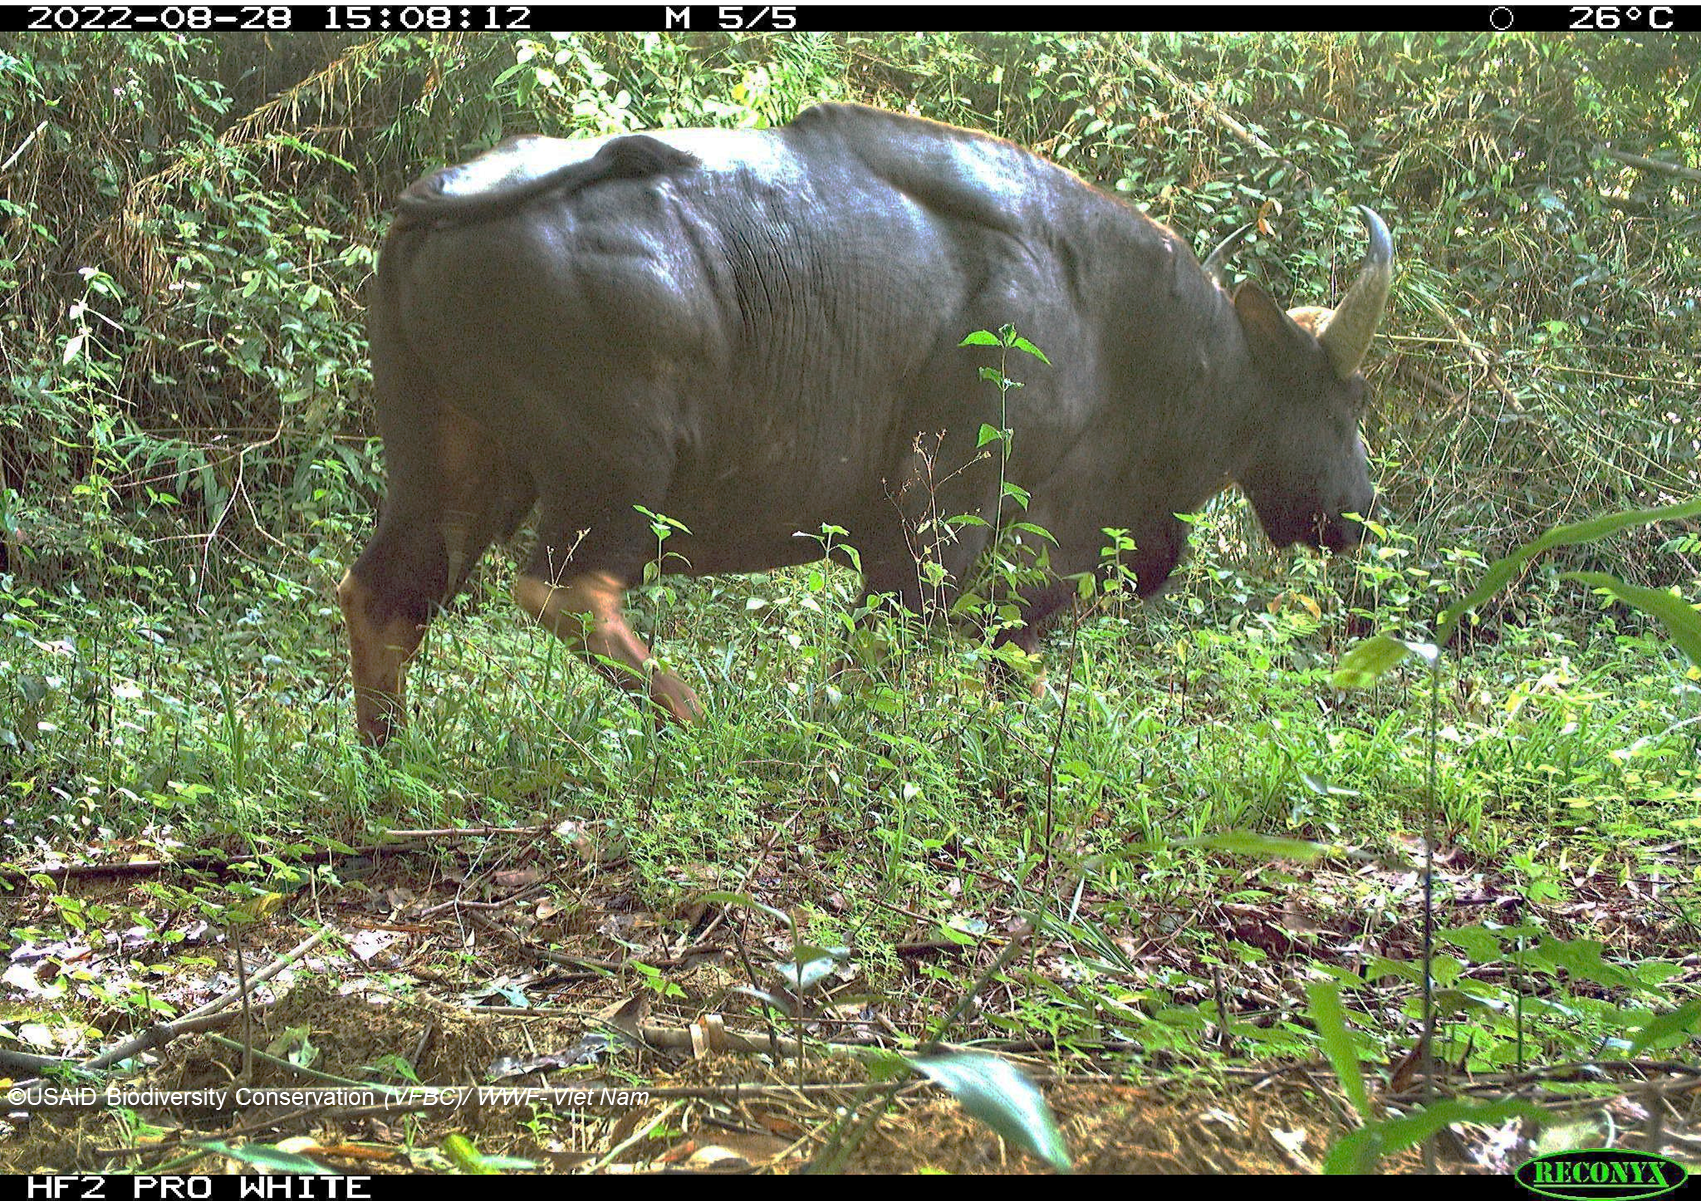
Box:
341, 404, 528, 746
514, 570, 704, 724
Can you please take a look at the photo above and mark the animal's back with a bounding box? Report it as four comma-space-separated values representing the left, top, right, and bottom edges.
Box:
369, 105, 1143, 565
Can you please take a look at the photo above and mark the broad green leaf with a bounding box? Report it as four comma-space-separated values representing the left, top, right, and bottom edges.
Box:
1532, 938, 1641, 991
959, 330, 1002, 347
1307, 983, 1369, 1118
1441, 925, 1505, 963
1011, 336, 1052, 364
1011, 522, 1058, 544
977, 422, 1006, 448
1627, 999, 1701, 1056
1436, 496, 1701, 647
1332, 634, 1410, 688
913, 1052, 1071, 1172
1563, 572, 1701, 666
1300, 771, 1360, 798
1432, 987, 1500, 1016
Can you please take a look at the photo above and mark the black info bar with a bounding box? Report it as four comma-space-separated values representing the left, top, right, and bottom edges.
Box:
8, 4, 1690, 34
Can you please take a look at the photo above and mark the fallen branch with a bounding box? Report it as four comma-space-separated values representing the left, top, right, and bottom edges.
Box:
3, 827, 549, 885
1600, 144, 1701, 183
0, 1003, 271, 1079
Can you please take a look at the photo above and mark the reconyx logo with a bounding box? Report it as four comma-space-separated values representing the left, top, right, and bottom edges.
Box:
1516, 1150, 1689, 1200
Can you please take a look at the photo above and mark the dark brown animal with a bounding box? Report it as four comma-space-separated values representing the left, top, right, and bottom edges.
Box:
339, 103, 1393, 745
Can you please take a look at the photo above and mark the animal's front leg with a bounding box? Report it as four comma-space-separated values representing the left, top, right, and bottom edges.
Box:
515, 570, 704, 723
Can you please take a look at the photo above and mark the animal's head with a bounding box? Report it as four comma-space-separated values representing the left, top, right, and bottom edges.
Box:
1214, 207, 1393, 553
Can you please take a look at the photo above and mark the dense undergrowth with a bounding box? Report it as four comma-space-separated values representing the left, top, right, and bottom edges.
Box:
1, 30, 1699, 1167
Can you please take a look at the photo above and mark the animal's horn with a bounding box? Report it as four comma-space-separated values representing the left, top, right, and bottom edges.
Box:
1202, 221, 1255, 287
1316, 205, 1394, 380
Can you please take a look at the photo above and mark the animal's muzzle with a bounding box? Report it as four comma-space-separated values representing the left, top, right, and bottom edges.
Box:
1317, 492, 1376, 552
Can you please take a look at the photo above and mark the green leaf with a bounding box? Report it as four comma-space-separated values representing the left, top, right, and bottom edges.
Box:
443, 1133, 502, 1175
977, 422, 1006, 448
959, 330, 1002, 347
1436, 496, 1701, 647
198, 1141, 334, 1174
1010, 336, 1051, 364
1533, 938, 1641, 991
1186, 831, 1332, 861
1562, 572, 1701, 665
1331, 633, 1411, 688
697, 890, 792, 927
1324, 1098, 1546, 1173
1627, 999, 1701, 1056
1307, 983, 1370, 1118
912, 1052, 1071, 1172
1441, 925, 1505, 963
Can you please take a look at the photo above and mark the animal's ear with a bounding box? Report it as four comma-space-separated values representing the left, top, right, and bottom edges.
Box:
1233, 279, 1309, 365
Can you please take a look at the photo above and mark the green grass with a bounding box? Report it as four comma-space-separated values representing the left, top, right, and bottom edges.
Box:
5, 493, 1698, 1080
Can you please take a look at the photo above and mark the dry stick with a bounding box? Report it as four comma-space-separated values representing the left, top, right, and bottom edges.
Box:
179, 925, 333, 1024
1598, 145, 1701, 182
95, 1102, 336, 1165
82, 924, 327, 1073
233, 929, 255, 1082
582, 1100, 686, 1173
5, 827, 551, 885
1427, 301, 1525, 412
384, 823, 555, 839
630, 1022, 867, 1061
7, 847, 369, 884
0, 120, 47, 176
415, 881, 547, 920
1126, 47, 1304, 186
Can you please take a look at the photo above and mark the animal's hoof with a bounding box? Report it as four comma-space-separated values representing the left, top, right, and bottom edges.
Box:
651, 673, 704, 724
